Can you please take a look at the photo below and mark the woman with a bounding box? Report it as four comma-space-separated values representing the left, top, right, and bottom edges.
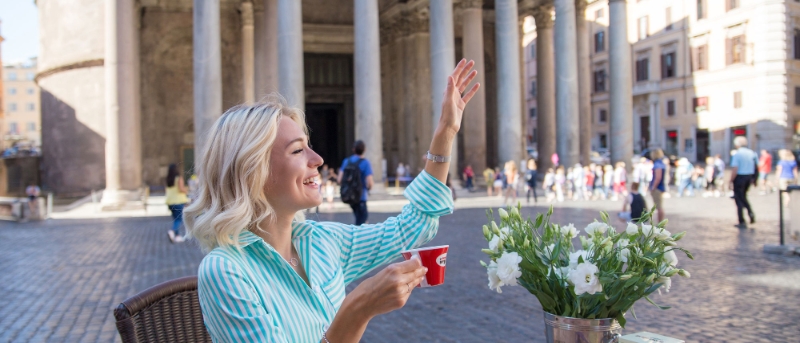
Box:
543, 168, 555, 202
165, 163, 190, 243
524, 159, 538, 204
776, 149, 798, 204
612, 162, 627, 201
463, 165, 475, 191
185, 60, 480, 342
493, 167, 504, 197
504, 160, 519, 205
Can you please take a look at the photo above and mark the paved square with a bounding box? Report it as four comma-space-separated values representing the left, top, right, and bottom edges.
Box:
1, 192, 799, 342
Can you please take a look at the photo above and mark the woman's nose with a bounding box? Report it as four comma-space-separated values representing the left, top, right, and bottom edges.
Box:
309, 150, 323, 168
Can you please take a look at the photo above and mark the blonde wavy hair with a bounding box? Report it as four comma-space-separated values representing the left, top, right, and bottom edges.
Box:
185, 95, 307, 252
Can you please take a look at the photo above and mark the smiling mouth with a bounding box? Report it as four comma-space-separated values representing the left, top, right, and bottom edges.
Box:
302, 176, 319, 186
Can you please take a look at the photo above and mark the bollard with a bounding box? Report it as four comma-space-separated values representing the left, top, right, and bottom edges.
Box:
770, 185, 800, 255
47, 193, 53, 219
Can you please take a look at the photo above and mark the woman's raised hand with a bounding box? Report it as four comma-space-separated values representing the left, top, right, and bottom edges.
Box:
439, 59, 480, 135
355, 258, 427, 316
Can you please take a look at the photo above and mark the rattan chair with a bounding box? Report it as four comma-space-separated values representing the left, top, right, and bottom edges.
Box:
114, 276, 212, 343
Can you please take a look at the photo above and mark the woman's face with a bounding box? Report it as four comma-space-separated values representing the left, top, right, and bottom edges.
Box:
265, 117, 324, 214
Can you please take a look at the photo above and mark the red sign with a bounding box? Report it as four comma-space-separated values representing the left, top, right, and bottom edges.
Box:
667, 131, 678, 138
733, 129, 746, 136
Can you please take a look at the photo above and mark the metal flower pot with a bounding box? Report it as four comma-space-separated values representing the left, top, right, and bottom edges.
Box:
543, 311, 622, 343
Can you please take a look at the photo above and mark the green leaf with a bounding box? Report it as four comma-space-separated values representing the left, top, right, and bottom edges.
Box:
616, 313, 627, 328
644, 296, 672, 310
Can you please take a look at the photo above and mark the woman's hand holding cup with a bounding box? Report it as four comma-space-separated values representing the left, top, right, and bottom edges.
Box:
349, 258, 427, 318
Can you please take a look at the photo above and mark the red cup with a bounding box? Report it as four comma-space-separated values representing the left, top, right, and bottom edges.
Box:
401, 245, 449, 287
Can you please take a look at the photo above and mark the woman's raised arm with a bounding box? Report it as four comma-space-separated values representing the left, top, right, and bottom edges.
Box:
425, 59, 480, 183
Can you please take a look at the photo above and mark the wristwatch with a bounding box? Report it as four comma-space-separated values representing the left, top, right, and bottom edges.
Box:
426, 151, 451, 163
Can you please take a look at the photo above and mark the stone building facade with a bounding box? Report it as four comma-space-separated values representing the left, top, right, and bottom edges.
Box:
38, 0, 632, 200
3, 59, 42, 149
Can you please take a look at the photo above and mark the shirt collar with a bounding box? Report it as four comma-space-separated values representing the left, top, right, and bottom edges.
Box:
237, 220, 317, 248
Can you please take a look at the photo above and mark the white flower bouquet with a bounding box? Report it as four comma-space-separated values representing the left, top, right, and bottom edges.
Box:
481, 205, 692, 327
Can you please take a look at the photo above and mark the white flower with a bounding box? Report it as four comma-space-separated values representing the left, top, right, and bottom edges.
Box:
500, 226, 511, 236
489, 236, 501, 253
510, 207, 520, 218
618, 248, 631, 263
541, 243, 556, 259
487, 262, 503, 293
561, 224, 579, 238
656, 228, 672, 241
498, 208, 509, 219
617, 238, 630, 248
495, 251, 523, 286
568, 262, 603, 295
641, 224, 655, 236
569, 250, 591, 268
656, 276, 672, 294
663, 249, 678, 267
548, 266, 571, 285
584, 222, 608, 237
626, 223, 639, 235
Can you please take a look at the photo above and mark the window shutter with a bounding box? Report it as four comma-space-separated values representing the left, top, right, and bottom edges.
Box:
690, 47, 697, 72
703, 44, 709, 70
661, 54, 666, 79
741, 35, 747, 64
726, 38, 732, 66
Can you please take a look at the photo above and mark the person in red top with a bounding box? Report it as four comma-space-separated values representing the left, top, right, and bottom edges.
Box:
758, 149, 773, 194
463, 165, 475, 191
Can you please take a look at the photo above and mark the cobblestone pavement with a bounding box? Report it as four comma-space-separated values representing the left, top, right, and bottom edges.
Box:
1, 192, 799, 342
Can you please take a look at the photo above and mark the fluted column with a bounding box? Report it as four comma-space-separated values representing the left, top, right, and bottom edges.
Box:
430, 0, 458, 177
576, 0, 592, 164
241, 2, 255, 103
495, 0, 523, 165
554, 0, 580, 167
193, 0, 222, 169
278, 0, 304, 109
103, 0, 142, 206
533, 6, 556, 172
609, 0, 633, 165
461, 0, 487, 174
354, 0, 384, 182
254, 0, 278, 96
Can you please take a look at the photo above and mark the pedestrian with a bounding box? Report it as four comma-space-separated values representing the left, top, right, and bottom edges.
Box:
613, 162, 627, 200
493, 167, 504, 197
729, 136, 757, 228
693, 164, 706, 191
555, 166, 566, 202
649, 149, 666, 223
619, 182, 647, 223
25, 183, 41, 220
187, 174, 200, 203
184, 60, 480, 342
483, 167, 495, 196
165, 163, 189, 243
525, 159, 538, 204
338, 140, 374, 225
703, 157, 718, 197
714, 154, 726, 194
543, 168, 556, 202
676, 158, 695, 197
603, 164, 613, 200
776, 149, 797, 204
463, 165, 475, 191
585, 165, 595, 201
551, 152, 559, 168
758, 149, 773, 194
662, 157, 672, 193
504, 160, 519, 205
572, 163, 584, 200
593, 164, 605, 200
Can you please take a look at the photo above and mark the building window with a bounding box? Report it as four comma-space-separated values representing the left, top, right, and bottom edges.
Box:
27, 122, 36, 132
795, 86, 800, 106
595, 8, 604, 20
727, 35, 746, 65
636, 58, 649, 81
529, 108, 537, 119
530, 81, 537, 97
795, 30, 800, 60
594, 31, 605, 53
637, 16, 649, 40
693, 96, 709, 112
691, 44, 708, 71
26, 72, 35, 80
7, 72, 17, 81
593, 69, 606, 93
599, 133, 608, 149
661, 52, 676, 79
666, 100, 676, 116
9, 122, 18, 134
733, 91, 742, 109
697, 0, 706, 20
685, 138, 694, 152
26, 103, 35, 111
530, 43, 536, 58
727, 0, 739, 11
8, 103, 17, 112
599, 109, 608, 123
27, 88, 34, 95
8, 88, 16, 95
665, 7, 672, 31
665, 130, 679, 156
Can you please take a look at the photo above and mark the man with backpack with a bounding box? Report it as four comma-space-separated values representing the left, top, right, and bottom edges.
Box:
338, 140, 374, 225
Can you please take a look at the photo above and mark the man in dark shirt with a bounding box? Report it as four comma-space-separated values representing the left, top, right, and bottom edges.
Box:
339, 140, 374, 225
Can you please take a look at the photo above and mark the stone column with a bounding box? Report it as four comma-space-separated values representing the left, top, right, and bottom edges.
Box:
430, 0, 458, 178
403, 10, 432, 174
241, 2, 255, 103
554, 0, 580, 167
254, 0, 278, 96
278, 0, 304, 109
495, 0, 523, 165
354, 0, 384, 183
461, 0, 487, 174
193, 0, 222, 167
533, 7, 556, 172
576, 0, 592, 164
102, 0, 142, 206
649, 93, 660, 148
608, 0, 633, 165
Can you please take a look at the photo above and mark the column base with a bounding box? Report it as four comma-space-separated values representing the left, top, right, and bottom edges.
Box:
100, 189, 144, 211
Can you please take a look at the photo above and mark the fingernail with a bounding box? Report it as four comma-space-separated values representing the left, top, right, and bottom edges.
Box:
424, 267, 429, 272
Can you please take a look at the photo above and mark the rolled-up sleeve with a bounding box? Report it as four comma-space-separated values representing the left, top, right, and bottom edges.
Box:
198, 254, 287, 343
321, 171, 454, 285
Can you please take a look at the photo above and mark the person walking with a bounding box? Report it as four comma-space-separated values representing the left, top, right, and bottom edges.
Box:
675, 158, 695, 197
493, 167, 504, 197
758, 149, 773, 194
649, 149, 666, 223
714, 154, 727, 195
551, 152, 559, 168
729, 136, 757, 228
165, 163, 189, 243
463, 165, 475, 191
543, 168, 555, 202
25, 183, 41, 220
339, 140, 374, 225
613, 162, 627, 200
554, 166, 566, 202
572, 163, 584, 201
776, 149, 798, 204
525, 159, 538, 204
483, 167, 495, 196
620, 182, 647, 223
504, 160, 519, 205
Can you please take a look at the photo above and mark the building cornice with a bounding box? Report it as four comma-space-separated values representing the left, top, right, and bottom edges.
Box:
35, 59, 104, 84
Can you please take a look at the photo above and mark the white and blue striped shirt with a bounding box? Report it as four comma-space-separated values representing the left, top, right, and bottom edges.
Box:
197, 171, 454, 343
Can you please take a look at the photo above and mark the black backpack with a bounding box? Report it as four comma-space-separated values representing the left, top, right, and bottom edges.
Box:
340, 158, 364, 205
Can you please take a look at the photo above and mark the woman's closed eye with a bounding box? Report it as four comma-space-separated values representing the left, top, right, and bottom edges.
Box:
292, 148, 303, 154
